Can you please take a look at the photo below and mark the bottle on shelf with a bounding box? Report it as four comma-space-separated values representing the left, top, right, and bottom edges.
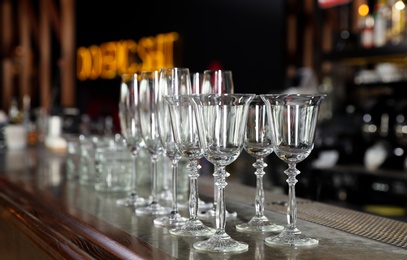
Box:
361, 14, 375, 48
373, 0, 390, 47
335, 3, 357, 51
8, 97, 21, 124
389, 0, 406, 45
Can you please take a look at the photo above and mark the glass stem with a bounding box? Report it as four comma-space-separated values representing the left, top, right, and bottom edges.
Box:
171, 159, 179, 214
151, 154, 159, 204
213, 165, 218, 210
130, 152, 138, 200
253, 158, 266, 217
285, 163, 299, 229
215, 165, 229, 234
162, 156, 170, 194
187, 159, 201, 220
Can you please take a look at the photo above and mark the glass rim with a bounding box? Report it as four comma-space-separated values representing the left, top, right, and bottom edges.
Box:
202, 69, 232, 73
164, 93, 255, 98
259, 93, 327, 98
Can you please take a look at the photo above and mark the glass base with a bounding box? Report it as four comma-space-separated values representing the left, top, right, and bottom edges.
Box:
135, 201, 171, 216
198, 208, 237, 220
264, 227, 319, 247
159, 188, 173, 202
153, 212, 188, 227
116, 194, 147, 207
178, 198, 213, 211
169, 219, 215, 237
193, 232, 248, 253
236, 216, 284, 233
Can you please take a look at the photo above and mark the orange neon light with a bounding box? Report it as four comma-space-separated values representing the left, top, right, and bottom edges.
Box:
76, 32, 179, 81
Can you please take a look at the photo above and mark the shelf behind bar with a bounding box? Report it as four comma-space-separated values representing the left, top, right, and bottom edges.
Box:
323, 44, 407, 65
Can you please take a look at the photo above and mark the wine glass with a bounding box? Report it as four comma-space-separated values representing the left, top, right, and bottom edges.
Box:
193, 70, 234, 95
116, 73, 147, 207
191, 93, 255, 253
135, 71, 171, 216
260, 93, 326, 247
164, 94, 215, 237
153, 68, 191, 227
236, 96, 284, 233
195, 70, 237, 219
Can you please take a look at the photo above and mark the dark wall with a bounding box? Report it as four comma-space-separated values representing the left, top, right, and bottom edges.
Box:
183, 0, 285, 94
75, 0, 285, 125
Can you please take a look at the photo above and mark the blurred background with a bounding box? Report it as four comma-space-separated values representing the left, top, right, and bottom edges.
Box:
2, 0, 407, 220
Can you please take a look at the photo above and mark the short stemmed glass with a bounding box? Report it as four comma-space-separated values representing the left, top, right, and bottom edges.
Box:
260, 93, 326, 246
164, 94, 215, 237
236, 96, 284, 233
191, 93, 255, 253
116, 73, 147, 207
136, 71, 171, 216
196, 70, 237, 219
154, 68, 191, 227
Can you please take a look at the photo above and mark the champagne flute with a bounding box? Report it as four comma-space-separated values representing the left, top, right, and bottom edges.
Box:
191, 93, 255, 253
153, 68, 191, 227
195, 70, 237, 219
260, 93, 326, 246
236, 96, 284, 233
164, 94, 215, 237
135, 71, 171, 216
192, 71, 234, 99
116, 73, 147, 207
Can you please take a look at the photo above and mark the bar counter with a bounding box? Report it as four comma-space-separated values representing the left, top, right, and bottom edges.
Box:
0, 146, 407, 259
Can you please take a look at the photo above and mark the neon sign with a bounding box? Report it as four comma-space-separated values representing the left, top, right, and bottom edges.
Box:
76, 32, 179, 80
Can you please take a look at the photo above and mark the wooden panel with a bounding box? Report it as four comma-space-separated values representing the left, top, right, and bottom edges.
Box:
1, 0, 13, 111
18, 0, 31, 102
0, 220, 51, 260
60, 0, 76, 108
40, 0, 52, 111
1, 0, 77, 111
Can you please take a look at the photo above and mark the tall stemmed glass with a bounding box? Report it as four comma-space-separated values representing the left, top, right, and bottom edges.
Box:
196, 70, 237, 219
164, 94, 215, 237
136, 71, 171, 216
116, 73, 147, 207
236, 96, 284, 233
191, 93, 255, 253
192, 70, 233, 95
260, 94, 326, 246
154, 68, 191, 227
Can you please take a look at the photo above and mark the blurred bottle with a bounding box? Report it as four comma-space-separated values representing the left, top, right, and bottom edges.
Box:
394, 99, 407, 146
0, 110, 7, 149
361, 14, 375, 48
362, 96, 406, 171
8, 97, 21, 124
22, 95, 38, 146
335, 4, 357, 51
389, 0, 406, 45
373, 0, 390, 47
391, 98, 407, 170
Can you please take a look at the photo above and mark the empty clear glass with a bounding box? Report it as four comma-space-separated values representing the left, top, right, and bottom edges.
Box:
164, 94, 215, 237
153, 67, 191, 227
136, 71, 171, 216
94, 137, 133, 192
236, 96, 284, 233
191, 93, 255, 253
195, 70, 237, 219
116, 73, 147, 207
260, 93, 326, 247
